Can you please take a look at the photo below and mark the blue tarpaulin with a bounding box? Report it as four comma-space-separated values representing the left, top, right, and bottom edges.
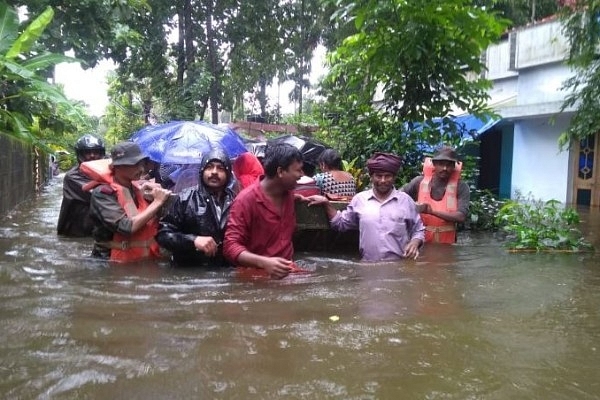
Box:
445, 114, 500, 136
407, 114, 501, 153
423, 114, 500, 138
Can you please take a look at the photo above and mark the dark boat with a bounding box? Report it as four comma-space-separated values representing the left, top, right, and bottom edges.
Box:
293, 201, 359, 254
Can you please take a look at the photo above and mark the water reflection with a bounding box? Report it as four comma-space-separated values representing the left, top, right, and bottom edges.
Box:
0, 178, 600, 398
352, 246, 464, 321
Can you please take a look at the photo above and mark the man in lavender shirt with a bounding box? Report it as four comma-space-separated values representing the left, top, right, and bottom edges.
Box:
306, 152, 424, 262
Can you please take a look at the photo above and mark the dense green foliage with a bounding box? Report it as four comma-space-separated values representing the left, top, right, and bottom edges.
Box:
496, 194, 592, 251
324, 0, 506, 123
558, 1, 600, 149
0, 2, 91, 150
468, 189, 505, 231
313, 0, 508, 186
0, 0, 571, 159
477, 0, 558, 28
10, 0, 328, 129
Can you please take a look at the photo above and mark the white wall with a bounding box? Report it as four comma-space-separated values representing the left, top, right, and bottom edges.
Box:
516, 64, 573, 106
511, 116, 571, 202
515, 20, 569, 68
488, 77, 518, 105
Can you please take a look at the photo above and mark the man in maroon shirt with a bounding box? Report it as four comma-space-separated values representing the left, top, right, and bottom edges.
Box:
223, 143, 304, 279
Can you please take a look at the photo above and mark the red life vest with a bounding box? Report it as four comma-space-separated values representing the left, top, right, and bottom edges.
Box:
80, 159, 161, 263
417, 157, 462, 244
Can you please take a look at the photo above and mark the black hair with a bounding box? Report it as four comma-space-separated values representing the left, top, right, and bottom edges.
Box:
200, 149, 233, 185
302, 162, 316, 177
263, 143, 303, 178
318, 148, 343, 170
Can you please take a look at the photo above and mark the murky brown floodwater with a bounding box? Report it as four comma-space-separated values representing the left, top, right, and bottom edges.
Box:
1, 176, 599, 399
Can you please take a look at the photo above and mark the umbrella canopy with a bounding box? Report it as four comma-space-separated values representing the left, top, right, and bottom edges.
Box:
245, 141, 267, 159
130, 121, 248, 164
266, 134, 328, 167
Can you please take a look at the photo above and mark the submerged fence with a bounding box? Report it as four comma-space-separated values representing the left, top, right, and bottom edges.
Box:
0, 134, 51, 217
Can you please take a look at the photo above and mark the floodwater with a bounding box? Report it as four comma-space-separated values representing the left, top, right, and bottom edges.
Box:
1, 177, 599, 399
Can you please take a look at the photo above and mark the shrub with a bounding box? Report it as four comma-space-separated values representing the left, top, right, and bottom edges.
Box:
495, 194, 592, 251
467, 189, 505, 231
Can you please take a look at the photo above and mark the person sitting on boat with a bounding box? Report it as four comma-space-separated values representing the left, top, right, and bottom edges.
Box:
84, 141, 172, 262
313, 148, 356, 200
294, 162, 321, 197
156, 149, 236, 267
306, 152, 425, 262
57, 134, 106, 237
401, 146, 470, 244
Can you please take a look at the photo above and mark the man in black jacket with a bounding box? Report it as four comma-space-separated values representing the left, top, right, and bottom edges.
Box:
57, 134, 105, 237
156, 149, 236, 266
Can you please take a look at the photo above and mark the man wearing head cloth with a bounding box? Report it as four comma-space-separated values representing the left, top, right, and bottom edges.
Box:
304, 151, 425, 262
156, 149, 237, 266
401, 146, 470, 243
366, 152, 403, 176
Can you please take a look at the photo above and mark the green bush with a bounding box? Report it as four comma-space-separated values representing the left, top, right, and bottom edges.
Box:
467, 189, 505, 231
495, 194, 592, 251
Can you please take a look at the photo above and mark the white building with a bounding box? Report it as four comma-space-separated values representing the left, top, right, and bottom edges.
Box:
479, 17, 597, 206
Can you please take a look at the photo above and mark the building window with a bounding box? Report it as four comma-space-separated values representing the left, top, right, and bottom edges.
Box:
578, 135, 595, 180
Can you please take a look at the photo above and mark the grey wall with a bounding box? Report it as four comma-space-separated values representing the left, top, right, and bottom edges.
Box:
0, 134, 50, 217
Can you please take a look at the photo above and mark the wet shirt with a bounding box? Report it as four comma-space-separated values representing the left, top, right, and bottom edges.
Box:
330, 188, 425, 262
89, 184, 135, 258
223, 181, 296, 264
57, 166, 95, 237
402, 176, 470, 216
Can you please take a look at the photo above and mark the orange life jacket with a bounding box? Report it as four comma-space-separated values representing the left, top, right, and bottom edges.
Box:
80, 159, 161, 263
417, 157, 462, 244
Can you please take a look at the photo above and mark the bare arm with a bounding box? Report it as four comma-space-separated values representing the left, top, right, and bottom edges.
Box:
235, 251, 292, 279
130, 186, 171, 233
418, 204, 466, 223
303, 195, 338, 219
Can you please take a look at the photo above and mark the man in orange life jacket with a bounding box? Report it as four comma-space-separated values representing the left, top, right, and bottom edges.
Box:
401, 146, 470, 244
88, 141, 172, 262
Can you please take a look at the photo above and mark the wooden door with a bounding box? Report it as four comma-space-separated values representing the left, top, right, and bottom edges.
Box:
573, 133, 600, 207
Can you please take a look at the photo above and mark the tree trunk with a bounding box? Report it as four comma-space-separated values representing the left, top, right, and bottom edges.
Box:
143, 99, 153, 125
184, 0, 195, 69
258, 76, 267, 118
297, 0, 305, 116
206, 0, 220, 124
176, 2, 186, 86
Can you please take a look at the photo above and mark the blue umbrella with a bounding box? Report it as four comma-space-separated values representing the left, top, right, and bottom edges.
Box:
130, 121, 248, 164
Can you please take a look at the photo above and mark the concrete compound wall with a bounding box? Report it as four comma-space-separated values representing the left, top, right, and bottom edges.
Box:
0, 134, 51, 217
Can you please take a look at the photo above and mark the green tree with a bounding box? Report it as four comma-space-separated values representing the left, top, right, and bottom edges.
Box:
280, 0, 325, 116
315, 0, 508, 185
558, 1, 600, 149
226, 0, 286, 120
102, 72, 145, 144
475, 0, 558, 28
7, 0, 150, 68
324, 0, 507, 123
0, 2, 89, 147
